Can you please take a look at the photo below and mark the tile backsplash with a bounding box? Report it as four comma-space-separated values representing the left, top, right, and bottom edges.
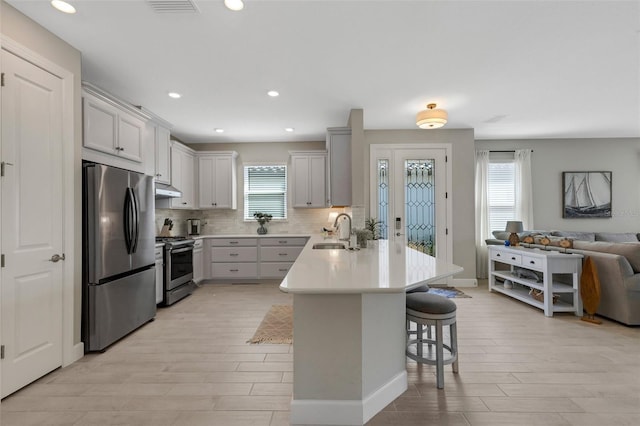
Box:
155, 206, 365, 237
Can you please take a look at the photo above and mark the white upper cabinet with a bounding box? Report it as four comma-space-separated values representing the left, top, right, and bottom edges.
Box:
170, 142, 196, 209
290, 151, 326, 208
198, 152, 238, 209
326, 127, 352, 207
82, 87, 146, 164
154, 126, 171, 184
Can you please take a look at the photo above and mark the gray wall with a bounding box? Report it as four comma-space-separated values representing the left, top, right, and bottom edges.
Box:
1, 1, 83, 344
476, 138, 640, 232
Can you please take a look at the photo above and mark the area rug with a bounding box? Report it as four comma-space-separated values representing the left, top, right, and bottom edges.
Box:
427, 285, 471, 298
247, 304, 293, 344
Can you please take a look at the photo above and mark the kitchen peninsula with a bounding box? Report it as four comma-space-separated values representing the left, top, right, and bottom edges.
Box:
280, 237, 463, 426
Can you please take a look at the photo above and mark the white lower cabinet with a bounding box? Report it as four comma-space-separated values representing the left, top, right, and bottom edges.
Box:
259, 237, 307, 279
209, 238, 259, 281
193, 239, 204, 283
204, 236, 309, 281
155, 246, 164, 304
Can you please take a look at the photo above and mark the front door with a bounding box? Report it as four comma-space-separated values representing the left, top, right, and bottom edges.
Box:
370, 145, 451, 262
1, 49, 65, 398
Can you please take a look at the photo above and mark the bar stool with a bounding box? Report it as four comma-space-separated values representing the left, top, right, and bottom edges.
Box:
406, 292, 458, 389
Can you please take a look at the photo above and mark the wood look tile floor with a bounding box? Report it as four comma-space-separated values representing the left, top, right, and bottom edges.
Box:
2, 281, 639, 425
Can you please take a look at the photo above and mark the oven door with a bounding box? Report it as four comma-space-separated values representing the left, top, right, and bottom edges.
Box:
166, 245, 194, 291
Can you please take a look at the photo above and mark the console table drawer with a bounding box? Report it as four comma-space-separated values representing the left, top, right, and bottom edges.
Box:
211, 247, 257, 262
491, 250, 522, 265
522, 255, 544, 271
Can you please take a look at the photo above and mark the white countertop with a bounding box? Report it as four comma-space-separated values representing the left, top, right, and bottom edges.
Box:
280, 236, 463, 294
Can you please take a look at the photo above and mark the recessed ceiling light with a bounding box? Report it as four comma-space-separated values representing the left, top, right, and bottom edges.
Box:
224, 0, 244, 11
168, 92, 182, 99
214, 128, 224, 133
285, 128, 294, 132
51, 0, 76, 14
267, 90, 279, 97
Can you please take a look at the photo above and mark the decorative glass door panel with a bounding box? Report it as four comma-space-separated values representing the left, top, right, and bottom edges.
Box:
371, 146, 448, 261
404, 159, 436, 255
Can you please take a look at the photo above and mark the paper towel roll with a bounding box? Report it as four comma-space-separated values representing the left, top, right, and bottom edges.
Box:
337, 217, 350, 240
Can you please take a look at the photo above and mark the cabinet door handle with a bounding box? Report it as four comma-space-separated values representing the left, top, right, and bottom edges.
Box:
229, 269, 239, 272
511, 257, 516, 260
155, 173, 161, 177
278, 268, 288, 272
530, 260, 536, 264
229, 241, 239, 244
496, 253, 501, 257
230, 253, 239, 257
278, 240, 288, 244
182, 202, 187, 205
279, 253, 288, 256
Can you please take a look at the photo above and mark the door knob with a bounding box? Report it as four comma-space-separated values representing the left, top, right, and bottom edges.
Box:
49, 253, 65, 262
396, 233, 404, 237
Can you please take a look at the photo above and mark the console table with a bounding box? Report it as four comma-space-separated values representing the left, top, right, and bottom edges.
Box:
488, 245, 583, 317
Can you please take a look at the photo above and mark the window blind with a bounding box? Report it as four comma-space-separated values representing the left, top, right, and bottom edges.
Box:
244, 165, 287, 220
488, 162, 515, 233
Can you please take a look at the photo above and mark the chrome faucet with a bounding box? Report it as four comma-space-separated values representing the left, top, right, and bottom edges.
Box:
334, 213, 352, 246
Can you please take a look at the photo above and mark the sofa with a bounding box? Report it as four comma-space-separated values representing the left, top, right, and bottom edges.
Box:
486, 230, 640, 326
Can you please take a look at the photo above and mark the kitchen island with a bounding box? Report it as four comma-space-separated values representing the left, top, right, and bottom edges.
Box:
280, 237, 463, 426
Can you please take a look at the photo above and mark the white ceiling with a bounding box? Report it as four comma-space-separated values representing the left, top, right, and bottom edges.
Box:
6, 0, 640, 143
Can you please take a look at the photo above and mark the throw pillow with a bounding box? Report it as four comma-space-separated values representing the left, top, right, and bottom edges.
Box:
573, 241, 640, 273
595, 232, 639, 243
551, 230, 596, 241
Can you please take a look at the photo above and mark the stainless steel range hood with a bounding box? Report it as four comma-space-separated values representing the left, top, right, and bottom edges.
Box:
155, 182, 182, 198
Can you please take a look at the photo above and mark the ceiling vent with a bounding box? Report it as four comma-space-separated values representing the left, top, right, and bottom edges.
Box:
147, 0, 199, 13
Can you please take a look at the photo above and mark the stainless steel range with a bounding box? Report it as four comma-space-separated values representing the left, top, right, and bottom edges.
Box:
156, 236, 196, 305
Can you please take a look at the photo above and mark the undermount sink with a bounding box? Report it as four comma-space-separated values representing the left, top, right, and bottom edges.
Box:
312, 242, 346, 250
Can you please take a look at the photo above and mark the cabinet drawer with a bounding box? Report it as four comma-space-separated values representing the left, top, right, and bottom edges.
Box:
210, 238, 257, 247
522, 255, 544, 271
491, 250, 522, 265
260, 246, 303, 262
211, 263, 258, 279
261, 237, 308, 247
211, 247, 257, 262
260, 262, 294, 278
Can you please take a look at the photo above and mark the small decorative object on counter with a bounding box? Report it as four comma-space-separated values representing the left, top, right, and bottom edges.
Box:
364, 217, 383, 240
354, 229, 373, 248
253, 212, 272, 235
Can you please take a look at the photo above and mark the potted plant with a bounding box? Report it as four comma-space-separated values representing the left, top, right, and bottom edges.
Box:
253, 212, 273, 235
364, 217, 383, 240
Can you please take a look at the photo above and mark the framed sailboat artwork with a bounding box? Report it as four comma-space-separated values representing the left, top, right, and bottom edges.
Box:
563, 171, 612, 218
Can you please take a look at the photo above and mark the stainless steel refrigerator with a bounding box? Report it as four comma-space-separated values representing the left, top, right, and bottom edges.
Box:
82, 162, 156, 352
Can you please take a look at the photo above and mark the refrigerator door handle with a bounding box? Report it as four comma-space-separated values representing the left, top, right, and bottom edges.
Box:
123, 188, 134, 254
131, 189, 140, 253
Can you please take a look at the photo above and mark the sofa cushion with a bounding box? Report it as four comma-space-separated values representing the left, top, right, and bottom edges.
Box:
551, 230, 596, 241
572, 241, 640, 273
595, 232, 639, 243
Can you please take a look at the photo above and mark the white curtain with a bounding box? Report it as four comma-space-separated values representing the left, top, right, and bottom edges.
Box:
475, 150, 490, 279
515, 149, 534, 230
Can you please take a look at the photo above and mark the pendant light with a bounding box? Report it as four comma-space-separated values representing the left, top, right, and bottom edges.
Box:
416, 103, 448, 129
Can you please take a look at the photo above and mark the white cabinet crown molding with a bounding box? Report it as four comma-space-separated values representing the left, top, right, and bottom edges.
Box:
82, 81, 150, 122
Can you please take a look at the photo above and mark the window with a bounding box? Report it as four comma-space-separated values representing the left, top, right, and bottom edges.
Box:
244, 165, 287, 220
488, 160, 515, 233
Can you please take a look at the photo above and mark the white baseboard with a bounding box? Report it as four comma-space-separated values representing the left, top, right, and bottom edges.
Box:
451, 278, 478, 287
290, 371, 407, 425
63, 342, 84, 367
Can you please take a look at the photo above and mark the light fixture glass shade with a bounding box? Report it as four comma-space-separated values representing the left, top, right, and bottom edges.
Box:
224, 0, 244, 11
505, 221, 524, 233
416, 104, 448, 129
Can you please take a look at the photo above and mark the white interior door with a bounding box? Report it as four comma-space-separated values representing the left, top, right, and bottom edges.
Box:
371, 145, 451, 263
1, 49, 64, 398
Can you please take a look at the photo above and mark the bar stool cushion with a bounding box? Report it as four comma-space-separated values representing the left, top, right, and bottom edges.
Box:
406, 293, 456, 315
407, 284, 430, 293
